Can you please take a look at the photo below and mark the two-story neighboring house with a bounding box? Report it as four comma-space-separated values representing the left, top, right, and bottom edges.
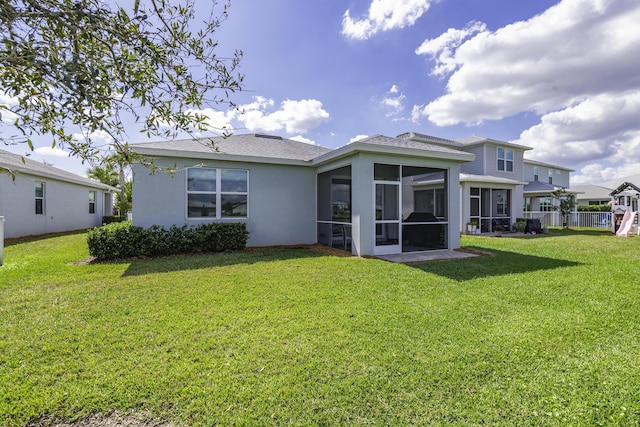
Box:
399, 132, 572, 233
522, 160, 574, 212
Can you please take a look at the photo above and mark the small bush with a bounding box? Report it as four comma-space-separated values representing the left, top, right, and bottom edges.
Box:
87, 221, 249, 261
102, 215, 125, 225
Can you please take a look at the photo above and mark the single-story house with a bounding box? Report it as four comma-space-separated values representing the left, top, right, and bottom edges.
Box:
131, 133, 475, 256
0, 148, 116, 239
570, 184, 613, 206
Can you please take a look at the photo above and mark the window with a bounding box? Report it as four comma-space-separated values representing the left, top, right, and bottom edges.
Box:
89, 191, 97, 214
533, 166, 539, 182
548, 169, 553, 184
187, 168, 248, 218
497, 147, 514, 172
35, 182, 45, 215
540, 197, 553, 212
495, 190, 509, 215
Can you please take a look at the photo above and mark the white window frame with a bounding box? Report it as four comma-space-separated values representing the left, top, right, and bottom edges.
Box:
35, 181, 45, 215
497, 147, 514, 172
186, 168, 249, 219
89, 190, 97, 214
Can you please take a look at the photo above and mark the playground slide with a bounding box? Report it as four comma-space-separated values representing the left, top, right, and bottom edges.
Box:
616, 211, 637, 236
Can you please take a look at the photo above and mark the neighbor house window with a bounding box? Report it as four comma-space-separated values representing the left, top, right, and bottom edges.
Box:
540, 197, 553, 212
497, 148, 513, 172
89, 191, 97, 214
35, 182, 45, 215
495, 190, 510, 215
533, 166, 539, 182
548, 169, 553, 184
187, 168, 248, 218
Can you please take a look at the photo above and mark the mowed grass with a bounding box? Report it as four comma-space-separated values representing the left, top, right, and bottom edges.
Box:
1, 229, 640, 426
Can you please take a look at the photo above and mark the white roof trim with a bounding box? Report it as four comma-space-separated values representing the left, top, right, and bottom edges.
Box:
460, 173, 527, 185
312, 141, 475, 166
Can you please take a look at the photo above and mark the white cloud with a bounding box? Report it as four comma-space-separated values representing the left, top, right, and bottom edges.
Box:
415, 0, 640, 126
381, 85, 406, 118
0, 93, 20, 123
34, 146, 71, 158
415, 21, 487, 76
0, 93, 18, 107
0, 109, 18, 124
342, 0, 434, 40
236, 97, 330, 134
186, 108, 235, 132
570, 160, 640, 185
514, 91, 640, 166
289, 135, 316, 145
410, 104, 425, 123
72, 129, 113, 145
349, 134, 369, 143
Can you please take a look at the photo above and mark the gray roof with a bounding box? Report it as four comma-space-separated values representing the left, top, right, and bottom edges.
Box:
396, 132, 464, 148
570, 184, 612, 200
132, 134, 332, 163
460, 173, 527, 185
133, 133, 475, 166
357, 134, 469, 154
456, 135, 533, 151
523, 158, 574, 172
0, 148, 116, 191
523, 180, 565, 193
313, 134, 474, 165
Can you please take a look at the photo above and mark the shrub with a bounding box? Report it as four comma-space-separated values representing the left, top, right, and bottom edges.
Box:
577, 204, 611, 212
514, 218, 527, 233
87, 221, 249, 261
87, 221, 147, 261
102, 215, 125, 225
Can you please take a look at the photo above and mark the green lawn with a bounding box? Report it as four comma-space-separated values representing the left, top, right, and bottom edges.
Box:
1, 230, 640, 426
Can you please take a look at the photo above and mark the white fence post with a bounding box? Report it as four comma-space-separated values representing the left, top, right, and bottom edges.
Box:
0, 216, 4, 266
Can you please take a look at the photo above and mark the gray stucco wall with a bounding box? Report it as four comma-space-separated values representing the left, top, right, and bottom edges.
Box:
0, 172, 109, 238
460, 145, 485, 175
132, 158, 318, 247
524, 163, 571, 187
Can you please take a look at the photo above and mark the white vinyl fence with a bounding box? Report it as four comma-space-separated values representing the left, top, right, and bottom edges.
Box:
523, 211, 616, 229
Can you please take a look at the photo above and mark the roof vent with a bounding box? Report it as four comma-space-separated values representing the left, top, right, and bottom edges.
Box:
254, 133, 283, 140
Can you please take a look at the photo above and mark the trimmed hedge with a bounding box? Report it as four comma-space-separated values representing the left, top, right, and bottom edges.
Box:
577, 204, 611, 212
87, 221, 249, 261
102, 215, 125, 225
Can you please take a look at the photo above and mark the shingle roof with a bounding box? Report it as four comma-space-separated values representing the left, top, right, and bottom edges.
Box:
134, 133, 475, 166
524, 158, 574, 172
523, 180, 564, 193
457, 135, 532, 151
354, 134, 471, 156
0, 148, 116, 191
570, 184, 612, 200
460, 173, 527, 185
396, 132, 464, 148
132, 134, 332, 162
311, 134, 474, 165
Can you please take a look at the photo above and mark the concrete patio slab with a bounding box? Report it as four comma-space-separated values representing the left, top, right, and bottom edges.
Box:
376, 249, 480, 263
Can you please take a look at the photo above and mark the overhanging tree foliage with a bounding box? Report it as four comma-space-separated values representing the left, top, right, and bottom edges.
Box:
0, 0, 243, 166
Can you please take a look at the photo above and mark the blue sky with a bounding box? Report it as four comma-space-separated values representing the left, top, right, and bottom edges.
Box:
3, 0, 640, 185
